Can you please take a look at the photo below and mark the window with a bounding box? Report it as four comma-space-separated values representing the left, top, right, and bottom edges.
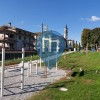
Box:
24, 37, 26, 40
19, 30, 21, 33
24, 44, 26, 47
70, 42, 71, 46
10, 34, 14, 38
19, 36, 21, 40
29, 38, 31, 41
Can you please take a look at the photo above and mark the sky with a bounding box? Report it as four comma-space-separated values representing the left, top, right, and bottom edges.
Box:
0, 0, 100, 43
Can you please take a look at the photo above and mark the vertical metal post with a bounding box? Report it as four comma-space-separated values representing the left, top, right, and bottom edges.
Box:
27, 61, 30, 77
40, 58, 41, 68
56, 53, 58, 71
1, 48, 5, 97
43, 57, 47, 78
3, 32, 5, 48
21, 48, 24, 89
29, 56, 32, 74
40, 23, 43, 68
56, 39, 59, 71
36, 63, 38, 74
48, 54, 49, 69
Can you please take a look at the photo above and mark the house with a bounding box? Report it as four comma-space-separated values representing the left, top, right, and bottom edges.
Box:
0, 23, 36, 51
67, 39, 74, 51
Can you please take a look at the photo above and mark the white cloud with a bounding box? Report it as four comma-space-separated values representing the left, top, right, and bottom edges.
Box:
81, 16, 100, 22
90, 16, 100, 21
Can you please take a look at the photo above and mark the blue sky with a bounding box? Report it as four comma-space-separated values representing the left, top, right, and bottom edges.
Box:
0, 0, 100, 43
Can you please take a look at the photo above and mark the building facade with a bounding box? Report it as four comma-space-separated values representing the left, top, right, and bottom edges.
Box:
63, 25, 74, 51
0, 23, 36, 51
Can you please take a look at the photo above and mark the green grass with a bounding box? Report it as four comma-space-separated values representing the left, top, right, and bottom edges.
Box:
3, 55, 40, 66
27, 51, 100, 100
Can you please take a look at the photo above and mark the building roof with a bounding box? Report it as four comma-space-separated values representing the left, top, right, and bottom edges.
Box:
0, 25, 36, 37
34, 32, 41, 36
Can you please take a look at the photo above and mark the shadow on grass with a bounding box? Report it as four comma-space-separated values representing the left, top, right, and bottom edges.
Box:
46, 80, 75, 89
79, 71, 84, 77
71, 71, 85, 77
71, 72, 78, 77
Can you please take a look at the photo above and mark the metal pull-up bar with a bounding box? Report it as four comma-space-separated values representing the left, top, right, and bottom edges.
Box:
0, 48, 25, 97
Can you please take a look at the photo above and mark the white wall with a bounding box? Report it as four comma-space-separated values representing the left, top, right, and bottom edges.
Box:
0, 34, 8, 40
0, 43, 9, 48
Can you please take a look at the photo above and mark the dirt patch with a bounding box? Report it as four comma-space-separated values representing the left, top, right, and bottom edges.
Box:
83, 79, 93, 85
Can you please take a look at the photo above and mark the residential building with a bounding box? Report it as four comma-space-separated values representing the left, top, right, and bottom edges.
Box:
0, 23, 36, 51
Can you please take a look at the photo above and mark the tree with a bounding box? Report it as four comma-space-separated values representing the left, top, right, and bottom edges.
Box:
89, 28, 100, 49
75, 41, 78, 51
81, 27, 100, 50
79, 42, 81, 51
81, 28, 91, 49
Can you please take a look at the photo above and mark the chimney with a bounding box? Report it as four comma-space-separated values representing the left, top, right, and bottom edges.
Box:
8, 22, 11, 27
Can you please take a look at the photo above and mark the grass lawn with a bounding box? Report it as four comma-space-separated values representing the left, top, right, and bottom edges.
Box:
27, 51, 100, 100
3, 55, 39, 66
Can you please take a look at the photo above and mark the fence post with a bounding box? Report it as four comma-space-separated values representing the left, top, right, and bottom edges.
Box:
21, 48, 24, 89
1, 48, 5, 97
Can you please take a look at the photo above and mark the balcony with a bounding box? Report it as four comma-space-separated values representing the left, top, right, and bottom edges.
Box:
0, 34, 8, 40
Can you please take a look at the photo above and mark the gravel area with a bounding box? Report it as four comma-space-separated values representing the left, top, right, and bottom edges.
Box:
0, 62, 66, 100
